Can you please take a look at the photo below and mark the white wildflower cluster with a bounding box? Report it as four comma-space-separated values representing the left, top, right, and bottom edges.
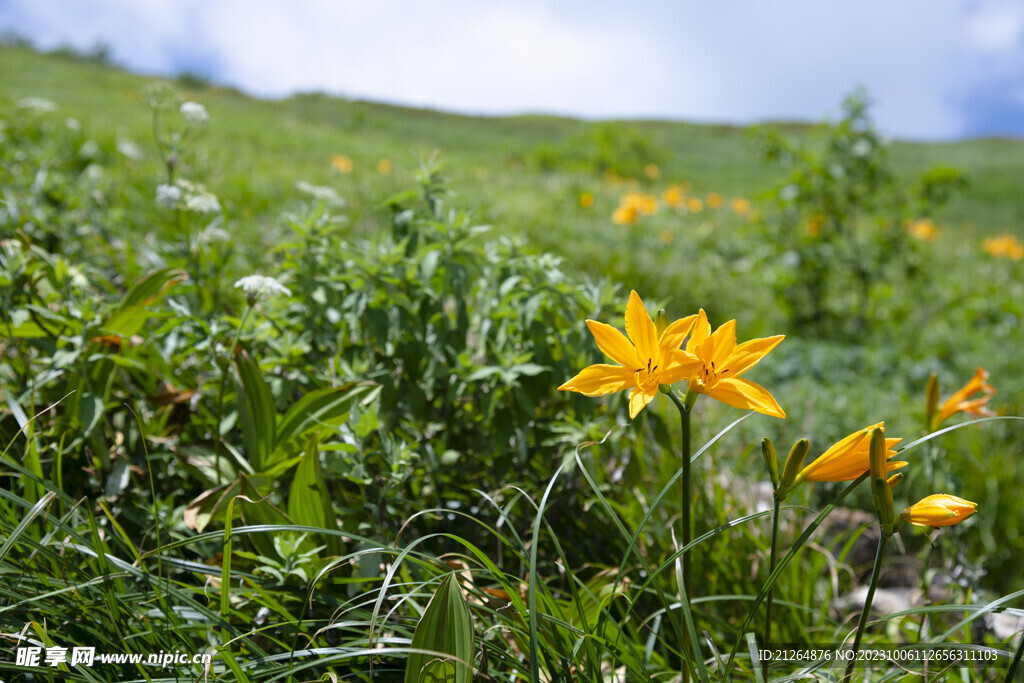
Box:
117, 138, 143, 160
180, 101, 209, 125
185, 191, 222, 214
195, 224, 230, 245
851, 139, 873, 157
1, 239, 25, 262
295, 180, 345, 207
17, 97, 56, 113
234, 275, 292, 300
154, 180, 221, 214
156, 184, 183, 208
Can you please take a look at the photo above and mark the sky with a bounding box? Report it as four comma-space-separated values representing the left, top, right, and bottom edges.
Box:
3, 0, 1024, 141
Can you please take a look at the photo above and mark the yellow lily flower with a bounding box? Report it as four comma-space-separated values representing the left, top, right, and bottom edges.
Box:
795, 423, 905, 484
674, 309, 786, 418
900, 494, 977, 528
933, 367, 996, 429
559, 291, 700, 419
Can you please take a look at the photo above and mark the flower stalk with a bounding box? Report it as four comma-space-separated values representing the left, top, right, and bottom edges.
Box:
763, 438, 806, 680
845, 428, 895, 680
843, 530, 889, 682
667, 388, 696, 672
1007, 629, 1024, 683
763, 494, 781, 681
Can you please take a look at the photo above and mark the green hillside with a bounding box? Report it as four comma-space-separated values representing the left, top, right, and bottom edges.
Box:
2, 45, 1022, 680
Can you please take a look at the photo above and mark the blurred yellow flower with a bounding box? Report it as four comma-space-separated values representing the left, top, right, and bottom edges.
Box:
579, 192, 595, 208
628, 192, 658, 215
907, 218, 938, 242
612, 192, 658, 224
807, 213, 825, 237
731, 198, 751, 215
644, 163, 661, 179
662, 184, 686, 208
676, 310, 786, 418
376, 159, 393, 174
612, 205, 638, 225
982, 233, 1024, 259
795, 423, 905, 484
559, 291, 700, 418
933, 367, 996, 430
686, 197, 703, 213
900, 494, 977, 528
658, 229, 673, 244
330, 154, 354, 173
706, 193, 722, 209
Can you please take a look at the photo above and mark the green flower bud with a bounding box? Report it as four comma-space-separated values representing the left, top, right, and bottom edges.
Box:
776, 438, 810, 500
655, 309, 669, 338
925, 373, 940, 432
761, 437, 780, 488
869, 428, 895, 535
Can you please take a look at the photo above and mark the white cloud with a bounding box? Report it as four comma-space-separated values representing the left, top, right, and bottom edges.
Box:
195, 1, 665, 118
2, 0, 1023, 139
966, 0, 1024, 55
657, 1, 975, 139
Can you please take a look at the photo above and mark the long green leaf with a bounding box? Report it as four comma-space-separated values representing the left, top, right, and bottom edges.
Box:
0, 491, 55, 562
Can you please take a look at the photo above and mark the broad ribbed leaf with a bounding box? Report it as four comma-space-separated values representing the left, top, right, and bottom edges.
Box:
104, 268, 186, 337
405, 573, 474, 683
287, 437, 342, 555
234, 349, 276, 472
274, 383, 375, 457
120, 267, 187, 309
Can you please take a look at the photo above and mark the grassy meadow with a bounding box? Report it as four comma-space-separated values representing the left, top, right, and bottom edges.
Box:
2, 44, 1023, 681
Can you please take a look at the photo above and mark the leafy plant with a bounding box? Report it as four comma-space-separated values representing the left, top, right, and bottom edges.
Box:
754, 89, 967, 338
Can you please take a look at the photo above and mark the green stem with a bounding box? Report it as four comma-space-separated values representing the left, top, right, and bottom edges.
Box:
214, 301, 254, 485
844, 531, 889, 682
763, 496, 781, 681
1006, 627, 1024, 683
724, 473, 869, 679
681, 400, 692, 603
667, 390, 694, 678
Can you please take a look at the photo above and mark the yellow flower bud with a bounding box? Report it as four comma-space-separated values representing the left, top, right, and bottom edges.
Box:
899, 494, 977, 529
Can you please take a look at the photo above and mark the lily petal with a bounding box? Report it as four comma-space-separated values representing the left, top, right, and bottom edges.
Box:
706, 377, 786, 418
624, 291, 658, 364
724, 334, 786, 378
659, 314, 698, 353
797, 424, 904, 482
685, 309, 711, 353
660, 351, 703, 385
807, 458, 906, 482
703, 318, 737, 369
558, 364, 633, 396
628, 386, 656, 419
586, 320, 641, 369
